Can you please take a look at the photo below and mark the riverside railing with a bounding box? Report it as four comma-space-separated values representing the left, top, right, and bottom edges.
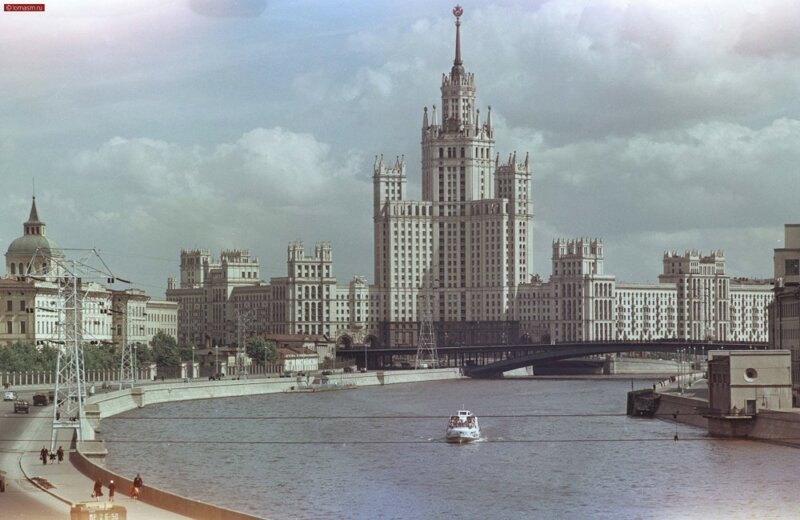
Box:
2, 363, 285, 388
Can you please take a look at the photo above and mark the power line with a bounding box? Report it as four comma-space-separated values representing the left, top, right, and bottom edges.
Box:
0, 413, 671, 420
0, 436, 796, 445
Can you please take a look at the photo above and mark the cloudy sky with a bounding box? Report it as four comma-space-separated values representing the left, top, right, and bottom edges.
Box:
1, 0, 799, 297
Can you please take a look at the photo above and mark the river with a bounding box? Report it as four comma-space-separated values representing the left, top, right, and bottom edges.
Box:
101, 378, 800, 519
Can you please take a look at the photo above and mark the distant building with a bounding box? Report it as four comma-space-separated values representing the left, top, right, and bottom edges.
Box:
278, 346, 319, 373
164, 7, 774, 354
371, 6, 532, 348
167, 242, 371, 349
145, 299, 179, 340
517, 241, 772, 344
0, 198, 176, 347
770, 224, 800, 394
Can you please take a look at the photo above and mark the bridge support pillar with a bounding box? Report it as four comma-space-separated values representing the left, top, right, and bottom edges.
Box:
603, 355, 616, 375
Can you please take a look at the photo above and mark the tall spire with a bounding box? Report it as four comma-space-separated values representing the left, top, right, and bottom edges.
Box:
451, 5, 465, 77
28, 196, 41, 223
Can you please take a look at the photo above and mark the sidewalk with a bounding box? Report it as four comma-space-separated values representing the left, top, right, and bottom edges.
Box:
19, 414, 190, 520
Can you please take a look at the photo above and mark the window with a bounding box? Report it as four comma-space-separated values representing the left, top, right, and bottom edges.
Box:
19, 301, 26, 312
786, 258, 800, 276
20, 321, 26, 334
6, 301, 11, 312
6, 321, 11, 334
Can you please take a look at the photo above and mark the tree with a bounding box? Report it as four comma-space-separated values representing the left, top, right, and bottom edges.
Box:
0, 341, 58, 372
245, 338, 278, 364
150, 332, 180, 367
177, 341, 195, 362
83, 342, 118, 370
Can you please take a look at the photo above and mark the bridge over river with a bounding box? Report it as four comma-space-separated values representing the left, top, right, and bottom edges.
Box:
338, 340, 769, 378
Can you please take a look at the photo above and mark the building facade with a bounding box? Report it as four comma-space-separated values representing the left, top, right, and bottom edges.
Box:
516, 240, 772, 344
0, 198, 176, 347
167, 242, 372, 348
770, 224, 800, 393
372, 6, 533, 347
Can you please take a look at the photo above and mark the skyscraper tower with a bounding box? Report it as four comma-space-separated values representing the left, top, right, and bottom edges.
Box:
373, 5, 533, 347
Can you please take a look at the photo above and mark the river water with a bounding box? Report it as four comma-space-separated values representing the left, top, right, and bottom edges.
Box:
101, 378, 800, 519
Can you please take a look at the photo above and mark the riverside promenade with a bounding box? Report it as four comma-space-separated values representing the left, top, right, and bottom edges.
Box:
3, 368, 463, 519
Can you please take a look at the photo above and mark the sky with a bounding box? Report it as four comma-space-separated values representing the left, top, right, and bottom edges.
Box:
1, 0, 799, 297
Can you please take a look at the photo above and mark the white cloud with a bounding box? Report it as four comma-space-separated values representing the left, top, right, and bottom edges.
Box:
48, 128, 371, 290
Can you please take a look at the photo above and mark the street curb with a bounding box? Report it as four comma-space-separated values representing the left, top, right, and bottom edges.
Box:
18, 450, 74, 507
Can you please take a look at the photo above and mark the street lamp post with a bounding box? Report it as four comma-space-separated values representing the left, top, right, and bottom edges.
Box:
215, 345, 219, 378
191, 345, 195, 380
132, 344, 138, 384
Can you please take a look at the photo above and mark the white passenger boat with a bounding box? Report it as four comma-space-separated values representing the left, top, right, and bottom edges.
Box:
446, 409, 480, 443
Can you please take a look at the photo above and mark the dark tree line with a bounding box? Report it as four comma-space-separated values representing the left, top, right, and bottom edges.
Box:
0, 332, 199, 373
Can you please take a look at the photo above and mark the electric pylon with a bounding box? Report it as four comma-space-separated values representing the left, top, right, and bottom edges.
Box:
118, 306, 136, 389
27, 249, 126, 451
235, 309, 255, 378
415, 285, 439, 369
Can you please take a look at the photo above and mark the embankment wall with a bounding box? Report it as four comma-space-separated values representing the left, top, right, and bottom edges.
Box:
654, 393, 709, 429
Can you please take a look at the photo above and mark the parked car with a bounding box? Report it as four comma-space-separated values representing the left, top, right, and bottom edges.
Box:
33, 393, 50, 406
4, 390, 17, 401
13, 399, 29, 414
343, 366, 354, 373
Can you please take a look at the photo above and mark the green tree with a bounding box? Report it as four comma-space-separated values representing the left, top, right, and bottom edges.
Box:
133, 342, 153, 364
82, 342, 118, 370
0, 341, 58, 372
177, 341, 195, 362
150, 332, 180, 367
245, 338, 278, 364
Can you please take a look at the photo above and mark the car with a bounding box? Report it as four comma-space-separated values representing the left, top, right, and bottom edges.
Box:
33, 393, 50, 406
13, 399, 29, 414
343, 366, 354, 373
4, 390, 17, 401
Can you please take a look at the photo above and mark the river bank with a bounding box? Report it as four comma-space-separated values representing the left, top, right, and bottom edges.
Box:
72, 368, 464, 519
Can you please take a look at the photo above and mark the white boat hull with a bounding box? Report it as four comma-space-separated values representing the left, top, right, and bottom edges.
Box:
446, 427, 480, 443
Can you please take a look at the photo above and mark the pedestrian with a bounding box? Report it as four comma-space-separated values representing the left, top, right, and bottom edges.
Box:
131, 472, 143, 500
40, 446, 49, 465
56, 408, 61, 421
56, 446, 64, 463
92, 478, 103, 498
108, 480, 115, 502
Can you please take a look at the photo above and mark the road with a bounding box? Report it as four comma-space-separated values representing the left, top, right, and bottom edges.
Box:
1, 389, 71, 519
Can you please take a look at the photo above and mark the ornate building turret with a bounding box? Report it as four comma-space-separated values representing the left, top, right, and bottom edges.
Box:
5, 197, 64, 278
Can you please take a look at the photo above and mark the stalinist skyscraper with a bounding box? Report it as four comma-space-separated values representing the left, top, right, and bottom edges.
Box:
373, 5, 533, 347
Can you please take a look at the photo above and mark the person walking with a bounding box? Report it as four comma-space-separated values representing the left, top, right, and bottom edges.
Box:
132, 473, 143, 500
108, 480, 115, 502
92, 478, 103, 498
56, 446, 64, 463
40, 446, 48, 465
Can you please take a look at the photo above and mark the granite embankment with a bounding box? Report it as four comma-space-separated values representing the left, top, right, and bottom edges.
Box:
74, 369, 463, 519
652, 376, 800, 447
